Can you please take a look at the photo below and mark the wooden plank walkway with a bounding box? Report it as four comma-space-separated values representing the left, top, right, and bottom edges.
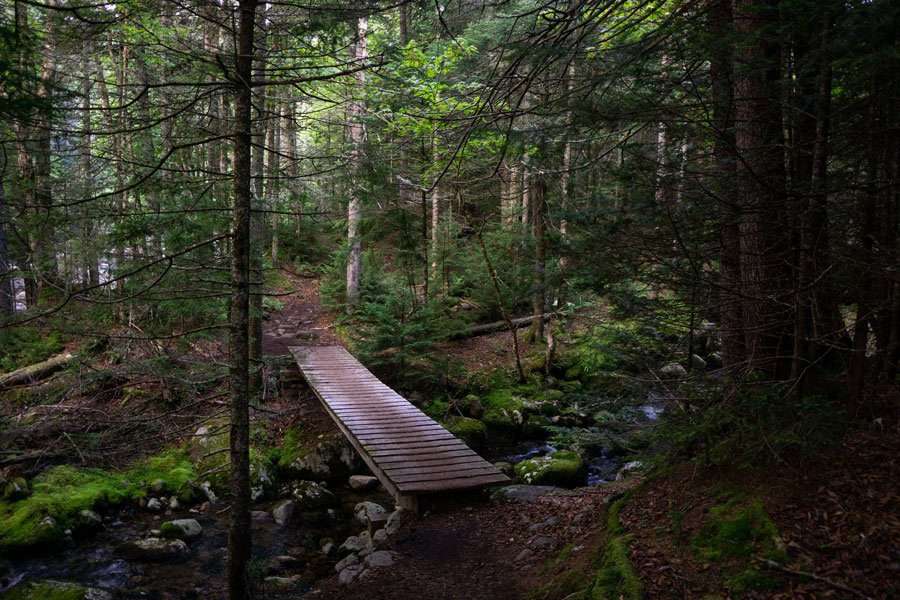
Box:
289, 346, 509, 510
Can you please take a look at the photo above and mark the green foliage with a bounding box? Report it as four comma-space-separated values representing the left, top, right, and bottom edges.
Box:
0, 328, 65, 373
0, 451, 194, 553
262, 296, 285, 313
655, 382, 847, 466
1, 581, 90, 600
561, 319, 667, 381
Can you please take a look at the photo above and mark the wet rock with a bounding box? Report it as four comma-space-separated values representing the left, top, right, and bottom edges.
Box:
660, 363, 687, 378
321, 541, 336, 556
385, 508, 413, 536
339, 535, 366, 555
338, 563, 365, 585
145, 498, 163, 512
168, 496, 180, 510
689, 354, 707, 371
348, 475, 378, 491
73, 509, 103, 534
365, 550, 398, 568
491, 485, 577, 504
372, 528, 388, 547
264, 575, 301, 589
335, 553, 359, 573
357, 531, 374, 556
160, 518, 203, 540
291, 481, 337, 511
355, 501, 388, 526
707, 352, 723, 369
615, 460, 643, 481
120, 537, 189, 562
252, 510, 273, 522
273, 500, 296, 526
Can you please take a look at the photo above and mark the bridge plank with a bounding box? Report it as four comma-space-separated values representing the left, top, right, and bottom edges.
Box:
290, 345, 509, 504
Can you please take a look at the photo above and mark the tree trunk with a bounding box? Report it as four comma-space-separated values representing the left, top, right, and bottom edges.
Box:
0, 178, 14, 317
228, 2, 257, 598
732, 0, 792, 375
709, 0, 744, 370
345, 16, 367, 309
530, 176, 546, 342
269, 101, 282, 266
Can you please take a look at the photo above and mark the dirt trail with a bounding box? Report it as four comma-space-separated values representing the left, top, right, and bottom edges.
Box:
262, 273, 339, 355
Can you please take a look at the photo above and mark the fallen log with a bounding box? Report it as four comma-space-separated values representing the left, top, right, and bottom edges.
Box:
0, 352, 77, 390
448, 313, 554, 340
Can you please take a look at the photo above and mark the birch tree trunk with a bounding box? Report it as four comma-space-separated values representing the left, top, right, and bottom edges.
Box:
346, 16, 368, 308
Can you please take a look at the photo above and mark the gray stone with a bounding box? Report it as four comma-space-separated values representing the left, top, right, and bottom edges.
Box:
120, 537, 189, 562
251, 510, 272, 522
168, 497, 180, 510
335, 553, 359, 573
200, 481, 218, 504
321, 541, 336, 556
514, 548, 533, 563
491, 485, 577, 504
493, 461, 514, 477
356, 530, 374, 556
161, 518, 203, 540
348, 475, 378, 491
339, 535, 366, 555
615, 460, 643, 481
145, 498, 163, 512
660, 363, 688, 378
355, 501, 389, 526
289, 436, 359, 480
273, 500, 296, 526
338, 563, 365, 585
364, 550, 398, 568
528, 516, 560, 533
529, 535, 556, 551
385, 508, 412, 536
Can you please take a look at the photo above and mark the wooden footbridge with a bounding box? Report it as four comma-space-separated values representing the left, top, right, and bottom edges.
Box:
289, 346, 509, 511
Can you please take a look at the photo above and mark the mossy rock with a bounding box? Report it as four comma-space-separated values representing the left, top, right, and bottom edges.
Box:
522, 415, 553, 440
1, 477, 29, 502
514, 450, 585, 487
1, 580, 106, 600
692, 499, 786, 563
444, 416, 487, 450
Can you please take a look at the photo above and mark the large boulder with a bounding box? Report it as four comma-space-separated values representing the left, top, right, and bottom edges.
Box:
119, 537, 189, 562
364, 550, 398, 568
272, 500, 296, 526
160, 519, 203, 540
514, 450, 585, 487
659, 363, 687, 378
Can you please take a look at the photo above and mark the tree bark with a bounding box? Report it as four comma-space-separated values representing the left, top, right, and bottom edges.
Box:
345, 16, 368, 309
530, 176, 546, 341
228, 1, 257, 598
732, 0, 792, 375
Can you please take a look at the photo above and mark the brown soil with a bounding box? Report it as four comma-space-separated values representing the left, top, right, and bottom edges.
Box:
262, 273, 339, 355
619, 422, 900, 599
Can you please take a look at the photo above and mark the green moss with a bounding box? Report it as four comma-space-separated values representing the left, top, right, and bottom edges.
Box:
514, 450, 584, 487
692, 499, 786, 563
2, 581, 89, 600
423, 399, 449, 420
271, 425, 309, 470
691, 498, 785, 595
443, 416, 487, 450
0, 451, 194, 554
589, 498, 642, 600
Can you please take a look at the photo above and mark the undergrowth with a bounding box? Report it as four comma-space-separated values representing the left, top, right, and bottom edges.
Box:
0, 451, 194, 554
